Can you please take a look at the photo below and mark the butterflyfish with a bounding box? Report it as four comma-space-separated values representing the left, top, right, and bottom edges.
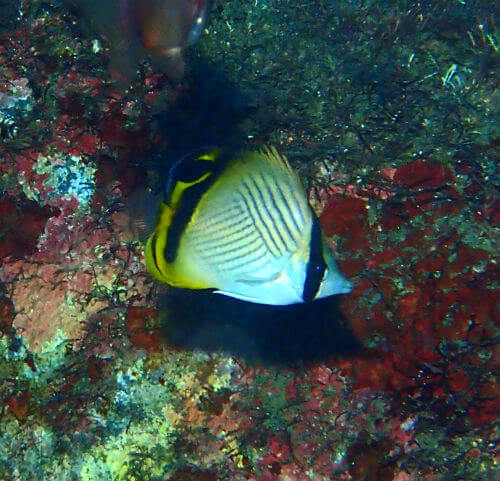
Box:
145, 146, 352, 305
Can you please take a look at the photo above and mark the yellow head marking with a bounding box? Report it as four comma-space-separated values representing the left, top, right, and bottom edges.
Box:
170, 172, 211, 208
144, 202, 173, 283
155, 202, 174, 232
197, 151, 218, 162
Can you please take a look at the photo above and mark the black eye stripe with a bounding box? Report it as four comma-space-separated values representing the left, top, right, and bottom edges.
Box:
165, 148, 219, 203
163, 151, 231, 263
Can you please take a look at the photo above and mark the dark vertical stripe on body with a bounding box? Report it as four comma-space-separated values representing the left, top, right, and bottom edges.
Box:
302, 217, 327, 302
239, 182, 281, 256
273, 178, 302, 233
260, 174, 296, 245
248, 176, 288, 252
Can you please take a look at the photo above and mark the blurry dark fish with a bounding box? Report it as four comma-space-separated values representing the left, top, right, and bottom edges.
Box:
69, 0, 208, 81
145, 146, 352, 305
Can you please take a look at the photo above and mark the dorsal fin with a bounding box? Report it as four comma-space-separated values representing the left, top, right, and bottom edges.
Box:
240, 145, 302, 186
259, 144, 297, 176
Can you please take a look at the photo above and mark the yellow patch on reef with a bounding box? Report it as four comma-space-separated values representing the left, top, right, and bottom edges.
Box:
79, 408, 176, 480
77, 354, 237, 480
162, 404, 183, 425
207, 357, 235, 391
80, 433, 131, 481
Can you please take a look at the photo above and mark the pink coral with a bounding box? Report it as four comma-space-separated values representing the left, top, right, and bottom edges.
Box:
1, 210, 148, 351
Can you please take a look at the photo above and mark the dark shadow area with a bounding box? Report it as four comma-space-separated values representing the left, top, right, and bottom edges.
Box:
159, 288, 361, 365
151, 58, 258, 161
0, 0, 21, 30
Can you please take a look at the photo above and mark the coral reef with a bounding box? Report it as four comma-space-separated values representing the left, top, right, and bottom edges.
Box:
0, 1, 498, 481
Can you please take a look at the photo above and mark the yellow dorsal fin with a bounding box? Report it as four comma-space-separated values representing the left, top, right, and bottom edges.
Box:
260, 145, 296, 175
241, 145, 301, 184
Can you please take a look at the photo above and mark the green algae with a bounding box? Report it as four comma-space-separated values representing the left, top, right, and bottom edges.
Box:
199, 0, 499, 179
411, 428, 499, 481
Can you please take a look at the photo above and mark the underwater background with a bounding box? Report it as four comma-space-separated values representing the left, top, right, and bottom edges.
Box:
0, 0, 498, 480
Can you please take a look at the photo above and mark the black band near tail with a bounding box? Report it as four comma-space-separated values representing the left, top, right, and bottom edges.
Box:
302, 217, 326, 302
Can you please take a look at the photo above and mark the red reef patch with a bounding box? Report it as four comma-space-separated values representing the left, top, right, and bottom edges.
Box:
0, 195, 58, 264
0, 295, 15, 334
125, 306, 164, 354
7, 390, 30, 421
320, 195, 372, 250
168, 467, 218, 481
346, 431, 395, 481
393, 160, 452, 189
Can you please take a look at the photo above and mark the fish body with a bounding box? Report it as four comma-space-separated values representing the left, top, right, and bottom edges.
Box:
145, 146, 352, 305
69, 0, 207, 81
122, 0, 206, 49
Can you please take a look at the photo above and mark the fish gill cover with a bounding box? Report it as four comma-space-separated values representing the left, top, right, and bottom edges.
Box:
0, 1, 498, 481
